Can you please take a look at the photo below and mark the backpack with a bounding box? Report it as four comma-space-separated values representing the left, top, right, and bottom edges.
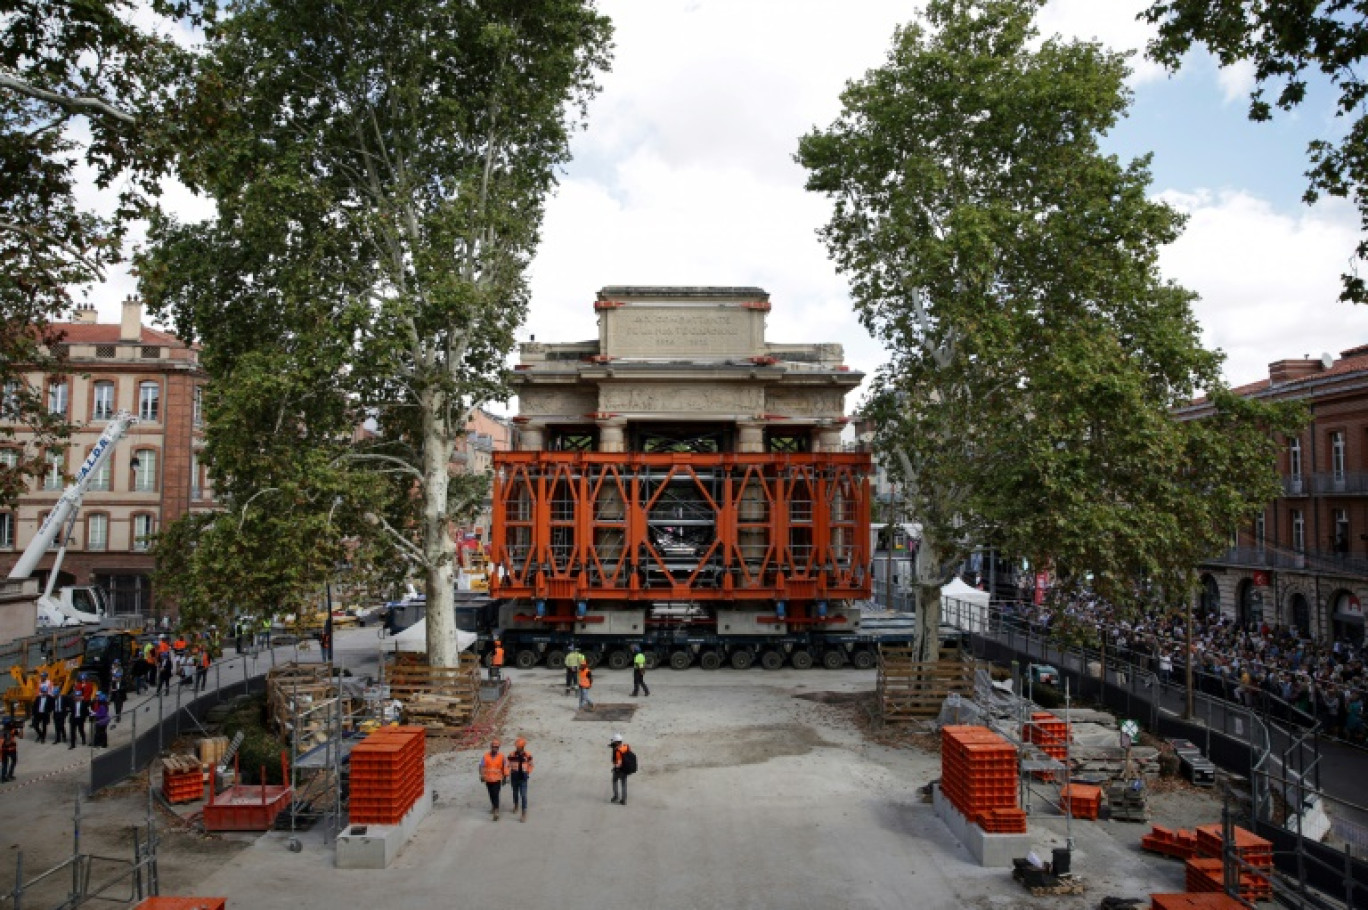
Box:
621, 748, 637, 775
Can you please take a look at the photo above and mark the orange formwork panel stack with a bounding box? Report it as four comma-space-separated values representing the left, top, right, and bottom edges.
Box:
1193, 824, 1273, 901
1141, 825, 1198, 860
1185, 856, 1270, 904
1150, 894, 1246, 910
1023, 711, 1070, 779
940, 725, 1025, 834
1060, 783, 1102, 820
160, 755, 204, 806
349, 726, 426, 826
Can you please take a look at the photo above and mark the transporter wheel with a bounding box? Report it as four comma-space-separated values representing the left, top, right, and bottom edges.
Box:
545, 649, 566, 670
607, 649, 632, 671
643, 651, 660, 670
851, 649, 876, 671
699, 650, 722, 671
730, 649, 754, 670
514, 648, 539, 670
789, 649, 813, 670
760, 650, 785, 671
669, 650, 692, 670
584, 650, 603, 669
822, 650, 846, 670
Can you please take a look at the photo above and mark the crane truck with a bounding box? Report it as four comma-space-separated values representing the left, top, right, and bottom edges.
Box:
6, 411, 137, 629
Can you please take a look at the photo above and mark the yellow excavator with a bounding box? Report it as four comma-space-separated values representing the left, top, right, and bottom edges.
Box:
4, 658, 77, 720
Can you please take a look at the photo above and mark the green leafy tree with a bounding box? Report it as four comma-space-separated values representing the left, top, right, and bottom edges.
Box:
799, 0, 1300, 664
0, 0, 204, 507
1143, 0, 1368, 302
143, 0, 612, 665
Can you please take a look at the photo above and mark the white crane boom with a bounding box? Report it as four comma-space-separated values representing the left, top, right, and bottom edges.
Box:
7, 410, 138, 581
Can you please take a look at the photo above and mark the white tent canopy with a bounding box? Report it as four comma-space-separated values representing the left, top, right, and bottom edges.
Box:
388, 621, 478, 654
940, 577, 990, 634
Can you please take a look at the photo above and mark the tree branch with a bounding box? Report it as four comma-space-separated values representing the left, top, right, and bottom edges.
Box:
0, 73, 137, 125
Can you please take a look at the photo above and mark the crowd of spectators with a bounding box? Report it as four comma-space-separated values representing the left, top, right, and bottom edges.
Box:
997, 595, 1365, 745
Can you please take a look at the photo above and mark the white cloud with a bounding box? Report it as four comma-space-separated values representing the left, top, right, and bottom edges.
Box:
1154, 189, 1368, 385
1216, 59, 1257, 104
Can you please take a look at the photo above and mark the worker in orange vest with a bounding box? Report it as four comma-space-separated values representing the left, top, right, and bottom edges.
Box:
478, 738, 509, 820
489, 640, 504, 682
172, 634, 187, 653
577, 662, 594, 712
194, 647, 211, 694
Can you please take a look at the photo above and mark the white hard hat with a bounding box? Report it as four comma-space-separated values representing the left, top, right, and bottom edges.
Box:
610, 733, 623, 744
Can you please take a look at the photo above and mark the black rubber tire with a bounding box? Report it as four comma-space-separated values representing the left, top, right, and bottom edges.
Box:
790, 650, 813, 670
699, 650, 722, 671
643, 651, 660, 670
669, 650, 692, 670
607, 649, 632, 671
760, 650, 785, 671
730, 649, 754, 670
822, 650, 846, 670
851, 650, 876, 670
514, 648, 539, 670
545, 649, 566, 670
584, 651, 602, 669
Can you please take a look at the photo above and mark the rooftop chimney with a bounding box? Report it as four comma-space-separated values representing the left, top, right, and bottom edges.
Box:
120, 298, 141, 342
73, 303, 98, 324
1268, 359, 1321, 385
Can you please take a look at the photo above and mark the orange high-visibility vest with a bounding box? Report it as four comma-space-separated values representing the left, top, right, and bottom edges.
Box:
480, 751, 508, 783
578, 665, 592, 689
492, 645, 504, 667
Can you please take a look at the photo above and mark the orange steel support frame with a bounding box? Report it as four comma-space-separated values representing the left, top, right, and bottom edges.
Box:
491, 452, 873, 608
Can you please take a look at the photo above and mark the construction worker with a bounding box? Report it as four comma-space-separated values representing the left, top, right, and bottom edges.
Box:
156, 634, 170, 656
51, 687, 70, 744
631, 645, 650, 697
610, 733, 633, 805
577, 661, 594, 712
68, 689, 88, 748
30, 676, 53, 743
194, 647, 210, 693
564, 643, 584, 695
91, 693, 110, 748
507, 737, 534, 822
478, 738, 509, 820
259, 615, 272, 648
489, 639, 504, 681
172, 632, 187, 653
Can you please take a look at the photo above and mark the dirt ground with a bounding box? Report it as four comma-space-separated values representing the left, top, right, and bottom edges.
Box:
0, 628, 1231, 908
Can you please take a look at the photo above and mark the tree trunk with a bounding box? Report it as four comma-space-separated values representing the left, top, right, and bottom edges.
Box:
422, 390, 459, 668
913, 533, 946, 663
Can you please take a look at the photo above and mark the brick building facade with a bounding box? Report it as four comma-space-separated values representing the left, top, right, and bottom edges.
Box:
1177, 345, 1368, 645
0, 301, 212, 616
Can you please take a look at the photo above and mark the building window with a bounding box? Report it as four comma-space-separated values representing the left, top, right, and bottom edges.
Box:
137, 381, 160, 422
87, 455, 111, 492
1, 380, 19, 419
132, 514, 154, 551
1331, 430, 1346, 483
0, 512, 12, 549
95, 345, 115, 358
1289, 437, 1303, 477
47, 380, 68, 416
132, 449, 157, 492
1334, 508, 1350, 554
0, 448, 17, 472
190, 452, 201, 500
87, 513, 107, 551
1255, 512, 1266, 552
43, 450, 64, 490
193, 386, 204, 427
1292, 509, 1305, 553
92, 381, 115, 420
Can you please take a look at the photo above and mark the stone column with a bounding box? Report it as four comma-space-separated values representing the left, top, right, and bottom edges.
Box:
516, 422, 545, 452
736, 421, 765, 454
597, 418, 627, 453
815, 424, 843, 453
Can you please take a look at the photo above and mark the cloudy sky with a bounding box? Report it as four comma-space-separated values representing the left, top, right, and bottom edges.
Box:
90, 0, 1368, 402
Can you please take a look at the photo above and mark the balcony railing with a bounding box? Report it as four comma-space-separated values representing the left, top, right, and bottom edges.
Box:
1282, 474, 1307, 496
1311, 471, 1368, 495
1204, 546, 1368, 579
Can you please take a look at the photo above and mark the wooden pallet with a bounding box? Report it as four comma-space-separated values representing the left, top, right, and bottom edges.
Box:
384, 657, 481, 735
877, 646, 977, 722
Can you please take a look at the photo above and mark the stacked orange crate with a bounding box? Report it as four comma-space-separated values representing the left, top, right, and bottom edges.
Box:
161, 758, 204, 805
349, 727, 426, 825
1023, 711, 1070, 778
1060, 783, 1102, 820
1193, 824, 1272, 901
940, 725, 1024, 833
1149, 894, 1246, 909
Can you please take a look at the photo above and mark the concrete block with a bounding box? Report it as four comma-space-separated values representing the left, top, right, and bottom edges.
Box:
335, 787, 433, 869
932, 784, 1031, 867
